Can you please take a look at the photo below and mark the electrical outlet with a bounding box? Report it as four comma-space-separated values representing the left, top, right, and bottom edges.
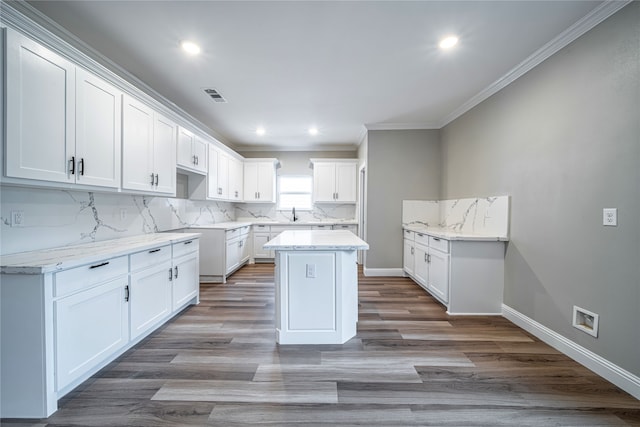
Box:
306, 264, 316, 278
603, 208, 617, 226
10, 210, 24, 227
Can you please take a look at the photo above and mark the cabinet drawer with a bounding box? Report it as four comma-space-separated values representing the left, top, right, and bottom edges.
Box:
172, 238, 198, 258
54, 255, 128, 297
225, 228, 240, 240
271, 225, 311, 232
403, 230, 415, 241
333, 224, 357, 231
429, 236, 449, 253
253, 224, 271, 232
238, 225, 251, 236
130, 245, 171, 272
414, 232, 429, 246
312, 224, 331, 230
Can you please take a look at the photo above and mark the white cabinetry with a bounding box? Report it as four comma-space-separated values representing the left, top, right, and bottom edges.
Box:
54, 256, 129, 391
310, 159, 357, 203
332, 224, 358, 234
225, 227, 250, 274
243, 159, 277, 203
0, 234, 200, 418
402, 229, 504, 315
189, 225, 251, 282
252, 225, 273, 259
171, 239, 200, 311
122, 95, 176, 195
177, 127, 207, 174
5, 28, 121, 189
228, 157, 244, 201
129, 245, 172, 340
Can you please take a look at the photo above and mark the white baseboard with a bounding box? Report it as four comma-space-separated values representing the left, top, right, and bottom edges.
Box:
502, 304, 640, 400
363, 267, 404, 277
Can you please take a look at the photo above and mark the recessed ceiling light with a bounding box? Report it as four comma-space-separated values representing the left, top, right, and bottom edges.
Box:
256, 127, 266, 136
308, 127, 319, 136
180, 40, 201, 55
439, 36, 458, 50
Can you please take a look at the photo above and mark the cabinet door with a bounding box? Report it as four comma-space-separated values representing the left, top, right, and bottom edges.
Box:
153, 113, 177, 195
217, 152, 229, 200
176, 127, 195, 169
172, 252, 199, 311
256, 162, 275, 202
253, 233, 273, 258
55, 278, 128, 390
243, 162, 259, 201
5, 29, 75, 183
313, 163, 336, 202
239, 234, 251, 264
335, 162, 357, 202
192, 136, 208, 174
414, 244, 429, 288
225, 238, 240, 274
130, 262, 172, 340
75, 68, 122, 188
403, 239, 415, 276
228, 157, 243, 201
207, 145, 220, 199
428, 249, 450, 303
122, 95, 154, 192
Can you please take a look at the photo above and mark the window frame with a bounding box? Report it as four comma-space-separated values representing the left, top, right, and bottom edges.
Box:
277, 174, 313, 211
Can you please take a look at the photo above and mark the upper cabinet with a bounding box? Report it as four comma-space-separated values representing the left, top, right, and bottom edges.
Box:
176, 127, 207, 175
207, 145, 229, 200
243, 159, 277, 203
310, 159, 357, 203
5, 28, 121, 189
122, 95, 176, 195
228, 157, 244, 201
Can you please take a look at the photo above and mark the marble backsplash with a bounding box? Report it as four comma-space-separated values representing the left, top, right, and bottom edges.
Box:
236, 204, 356, 223
402, 196, 510, 237
0, 186, 358, 255
0, 186, 236, 255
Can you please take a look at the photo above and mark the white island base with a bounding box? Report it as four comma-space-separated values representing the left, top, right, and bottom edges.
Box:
265, 230, 369, 345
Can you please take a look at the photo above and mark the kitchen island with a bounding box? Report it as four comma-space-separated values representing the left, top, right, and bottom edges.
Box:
264, 230, 369, 344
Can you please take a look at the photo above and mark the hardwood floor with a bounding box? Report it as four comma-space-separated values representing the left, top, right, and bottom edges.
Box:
4, 264, 639, 426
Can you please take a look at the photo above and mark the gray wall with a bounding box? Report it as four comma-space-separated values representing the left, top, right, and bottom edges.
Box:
440, 3, 639, 375
366, 129, 441, 268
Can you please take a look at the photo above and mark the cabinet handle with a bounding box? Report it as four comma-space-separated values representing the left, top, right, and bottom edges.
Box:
427, 254, 431, 263
69, 156, 75, 175
79, 158, 85, 176
196, 155, 199, 165
155, 174, 159, 186
193, 154, 197, 165
424, 253, 428, 262
433, 237, 441, 241
174, 265, 179, 279
169, 268, 173, 281
150, 173, 155, 186
411, 247, 414, 255
183, 240, 193, 245
335, 192, 339, 200
258, 191, 261, 199
89, 261, 110, 269
149, 248, 161, 254
417, 233, 423, 237
124, 285, 130, 302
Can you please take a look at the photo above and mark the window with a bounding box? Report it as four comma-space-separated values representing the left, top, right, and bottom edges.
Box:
278, 175, 313, 210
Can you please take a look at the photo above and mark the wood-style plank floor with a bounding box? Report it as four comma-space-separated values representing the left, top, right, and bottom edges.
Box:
4, 264, 639, 426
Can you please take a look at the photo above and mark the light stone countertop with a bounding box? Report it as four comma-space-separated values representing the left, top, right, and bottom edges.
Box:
179, 220, 358, 230
264, 230, 369, 251
0, 233, 201, 275
403, 224, 509, 241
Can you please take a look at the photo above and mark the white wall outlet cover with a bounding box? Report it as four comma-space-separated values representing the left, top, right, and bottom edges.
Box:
10, 210, 24, 227
602, 208, 617, 226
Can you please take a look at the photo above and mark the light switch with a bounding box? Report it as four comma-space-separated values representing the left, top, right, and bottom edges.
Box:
603, 208, 617, 226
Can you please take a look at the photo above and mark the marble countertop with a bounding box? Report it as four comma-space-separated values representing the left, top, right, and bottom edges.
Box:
183, 220, 358, 229
264, 230, 369, 251
403, 224, 509, 241
0, 233, 201, 274
184, 221, 253, 230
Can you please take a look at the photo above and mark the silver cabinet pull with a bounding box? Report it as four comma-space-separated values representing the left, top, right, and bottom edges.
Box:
169, 268, 173, 281
174, 266, 178, 279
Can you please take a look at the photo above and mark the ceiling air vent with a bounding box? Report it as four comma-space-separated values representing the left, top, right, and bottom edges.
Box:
203, 88, 227, 103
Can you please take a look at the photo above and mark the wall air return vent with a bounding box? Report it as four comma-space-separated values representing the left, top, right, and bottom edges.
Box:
203, 88, 227, 103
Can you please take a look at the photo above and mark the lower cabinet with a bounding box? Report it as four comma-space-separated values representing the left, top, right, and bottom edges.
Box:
186, 226, 250, 282
0, 234, 200, 419
402, 229, 503, 315
225, 228, 250, 274
252, 231, 273, 259
55, 277, 129, 391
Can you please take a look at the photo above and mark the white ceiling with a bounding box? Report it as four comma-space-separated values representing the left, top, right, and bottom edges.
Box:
27, 0, 603, 151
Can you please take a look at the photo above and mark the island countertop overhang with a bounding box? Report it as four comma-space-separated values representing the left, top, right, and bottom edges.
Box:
264, 230, 369, 251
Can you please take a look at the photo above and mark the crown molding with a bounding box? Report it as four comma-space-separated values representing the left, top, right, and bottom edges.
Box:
439, 0, 632, 128
235, 144, 359, 153
365, 122, 440, 131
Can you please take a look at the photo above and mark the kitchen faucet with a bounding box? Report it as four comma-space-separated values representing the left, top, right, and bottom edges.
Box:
292, 207, 298, 222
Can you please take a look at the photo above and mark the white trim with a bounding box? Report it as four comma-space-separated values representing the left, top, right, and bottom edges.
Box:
447, 311, 502, 316
363, 268, 404, 277
440, 0, 632, 127
364, 122, 440, 131
236, 144, 359, 152
502, 304, 640, 400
